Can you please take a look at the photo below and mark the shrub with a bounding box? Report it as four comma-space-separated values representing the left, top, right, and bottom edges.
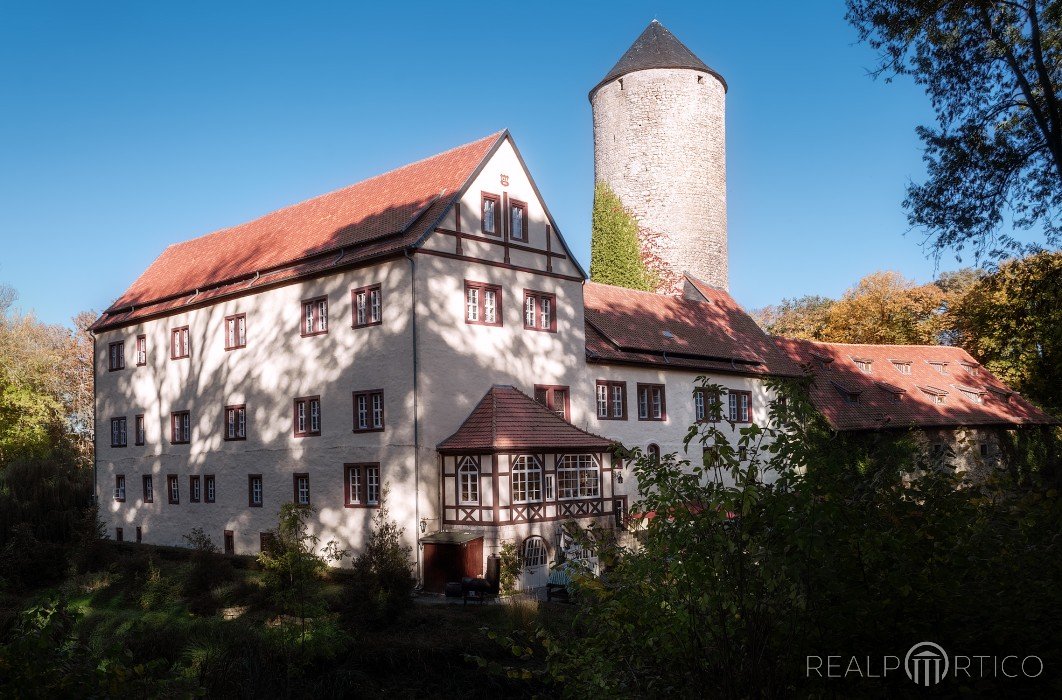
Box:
182, 527, 233, 601
496, 541, 520, 594
350, 500, 414, 621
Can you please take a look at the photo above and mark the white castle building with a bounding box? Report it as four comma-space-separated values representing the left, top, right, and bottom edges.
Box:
91, 22, 1051, 590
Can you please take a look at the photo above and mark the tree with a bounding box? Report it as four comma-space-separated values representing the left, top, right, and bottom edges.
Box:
350, 497, 415, 620
847, 0, 1062, 260
589, 182, 657, 291
820, 270, 945, 344
752, 295, 836, 339
951, 250, 1062, 414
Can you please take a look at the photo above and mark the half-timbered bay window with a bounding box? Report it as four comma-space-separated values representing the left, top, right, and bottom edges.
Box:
170, 411, 191, 444
142, 475, 153, 503
534, 385, 570, 421
637, 384, 666, 421
458, 456, 479, 505
344, 463, 381, 507
171, 326, 189, 359
509, 199, 527, 241
511, 455, 543, 504
225, 313, 246, 350
301, 296, 328, 336
481, 193, 500, 236
248, 474, 263, 507
728, 390, 751, 423
293, 473, 310, 506
114, 474, 126, 502
353, 390, 384, 432
225, 404, 246, 440
134, 414, 145, 445
556, 455, 600, 499
135, 334, 147, 366
167, 474, 180, 504
204, 475, 216, 503
110, 417, 127, 447
523, 290, 556, 332
596, 380, 626, 419
465, 281, 501, 326
352, 284, 382, 328
293, 396, 321, 437
189, 475, 201, 503
108, 341, 125, 371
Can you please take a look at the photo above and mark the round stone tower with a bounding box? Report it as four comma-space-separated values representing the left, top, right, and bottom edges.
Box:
590, 20, 728, 293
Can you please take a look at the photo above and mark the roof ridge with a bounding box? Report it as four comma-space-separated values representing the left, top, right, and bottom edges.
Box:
157, 131, 506, 251
780, 337, 964, 350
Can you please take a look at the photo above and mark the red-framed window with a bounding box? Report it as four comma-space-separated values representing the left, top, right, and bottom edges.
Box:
225, 313, 247, 350
481, 192, 500, 236
352, 284, 382, 328
114, 474, 126, 502
134, 414, 145, 445
189, 475, 201, 503
135, 334, 147, 366
110, 417, 128, 447
142, 474, 153, 503
596, 380, 627, 420
108, 341, 125, 371
344, 463, 381, 507
293, 396, 321, 437
509, 198, 528, 241
167, 474, 179, 504
728, 390, 752, 423
293, 473, 310, 506
511, 455, 543, 504
534, 385, 570, 421
170, 327, 189, 359
523, 290, 556, 332
465, 281, 502, 326
204, 475, 216, 503
457, 456, 479, 506
170, 411, 191, 444
352, 390, 384, 432
248, 474, 263, 507
224, 404, 246, 441
694, 388, 722, 423
637, 384, 666, 421
301, 296, 328, 337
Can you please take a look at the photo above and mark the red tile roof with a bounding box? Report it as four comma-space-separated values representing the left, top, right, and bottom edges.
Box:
92, 132, 505, 331
583, 278, 802, 377
773, 337, 1057, 431
437, 385, 615, 453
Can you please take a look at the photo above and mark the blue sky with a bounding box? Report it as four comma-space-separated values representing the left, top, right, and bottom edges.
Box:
0, 1, 947, 327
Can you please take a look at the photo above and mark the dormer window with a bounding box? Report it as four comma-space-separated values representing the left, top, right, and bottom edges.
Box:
958, 386, 985, 404
812, 353, 834, 371
960, 362, 979, 377
876, 381, 904, 404
853, 359, 872, 374
831, 382, 860, 404
929, 361, 948, 375
891, 361, 912, 375
920, 386, 948, 404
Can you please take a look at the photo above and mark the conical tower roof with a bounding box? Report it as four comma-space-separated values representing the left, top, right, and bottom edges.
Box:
589, 20, 726, 98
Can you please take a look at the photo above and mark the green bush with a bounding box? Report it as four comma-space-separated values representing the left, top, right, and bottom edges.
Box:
350, 501, 414, 621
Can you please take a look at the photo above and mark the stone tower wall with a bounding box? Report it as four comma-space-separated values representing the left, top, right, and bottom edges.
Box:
591, 68, 727, 292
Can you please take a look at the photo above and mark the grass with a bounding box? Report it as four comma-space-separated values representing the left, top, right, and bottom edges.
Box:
2, 542, 568, 698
